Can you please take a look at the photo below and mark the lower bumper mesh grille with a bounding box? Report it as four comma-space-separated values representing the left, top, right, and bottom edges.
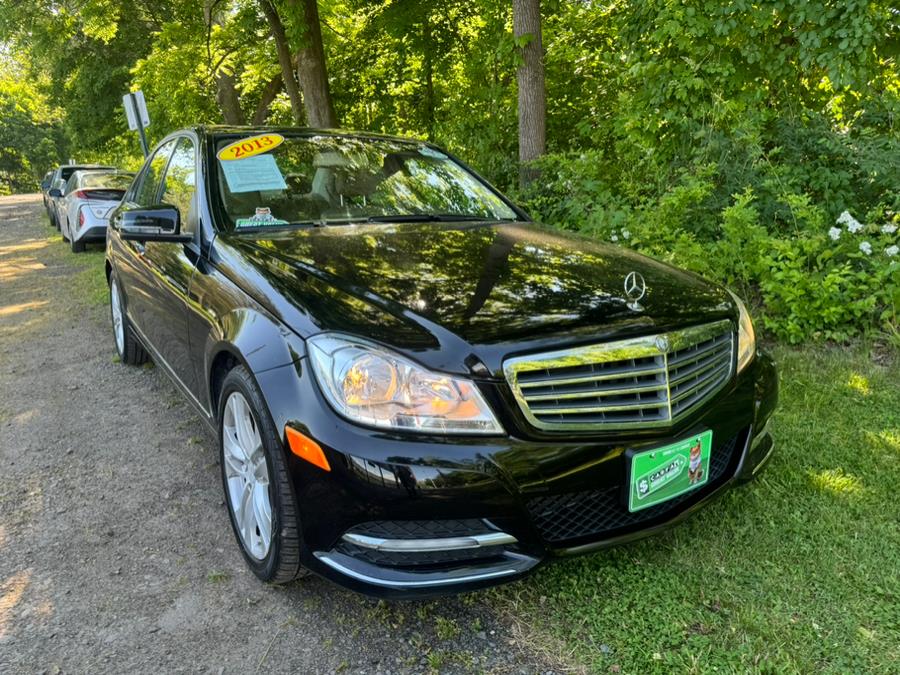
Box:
527, 430, 744, 544
337, 542, 506, 568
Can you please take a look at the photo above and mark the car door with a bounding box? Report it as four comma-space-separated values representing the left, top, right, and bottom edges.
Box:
61, 174, 79, 237
112, 139, 177, 341
50, 176, 67, 223
138, 136, 203, 398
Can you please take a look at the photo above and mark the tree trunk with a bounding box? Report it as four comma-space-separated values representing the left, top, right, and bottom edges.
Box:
252, 74, 283, 124
512, 0, 546, 188
215, 68, 246, 124
287, 0, 337, 128
205, 0, 245, 125
422, 17, 435, 141
259, 0, 305, 124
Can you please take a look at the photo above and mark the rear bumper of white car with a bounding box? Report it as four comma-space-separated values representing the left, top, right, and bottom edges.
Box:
71, 203, 114, 243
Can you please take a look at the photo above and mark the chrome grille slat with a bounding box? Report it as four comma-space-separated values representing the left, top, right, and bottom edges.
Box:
668, 342, 731, 372
517, 364, 665, 388
667, 333, 732, 367
529, 399, 669, 415
503, 320, 735, 431
522, 381, 668, 402
670, 363, 730, 404
668, 349, 731, 387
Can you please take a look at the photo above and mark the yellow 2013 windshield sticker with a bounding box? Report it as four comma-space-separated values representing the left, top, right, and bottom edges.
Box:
217, 133, 285, 161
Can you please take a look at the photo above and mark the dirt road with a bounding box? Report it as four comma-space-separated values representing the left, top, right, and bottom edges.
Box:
0, 195, 552, 674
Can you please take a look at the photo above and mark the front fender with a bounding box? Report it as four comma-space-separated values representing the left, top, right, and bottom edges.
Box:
199, 307, 306, 415
211, 307, 306, 373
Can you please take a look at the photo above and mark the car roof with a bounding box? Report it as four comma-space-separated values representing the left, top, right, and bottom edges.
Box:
71, 168, 133, 176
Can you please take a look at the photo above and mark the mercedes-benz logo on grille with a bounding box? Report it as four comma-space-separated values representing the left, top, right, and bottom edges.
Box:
624, 271, 646, 311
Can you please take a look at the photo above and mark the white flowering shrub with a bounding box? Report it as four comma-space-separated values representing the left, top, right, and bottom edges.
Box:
522, 145, 899, 344
733, 206, 899, 342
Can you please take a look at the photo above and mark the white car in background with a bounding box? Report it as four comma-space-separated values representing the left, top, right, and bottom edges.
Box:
56, 170, 135, 252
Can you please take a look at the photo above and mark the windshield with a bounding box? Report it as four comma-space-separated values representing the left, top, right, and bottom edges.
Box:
212, 134, 517, 230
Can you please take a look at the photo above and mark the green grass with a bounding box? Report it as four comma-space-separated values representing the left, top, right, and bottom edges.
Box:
498, 345, 900, 673
45, 224, 108, 307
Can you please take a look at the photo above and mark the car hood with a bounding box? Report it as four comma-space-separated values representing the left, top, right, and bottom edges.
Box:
223, 221, 734, 374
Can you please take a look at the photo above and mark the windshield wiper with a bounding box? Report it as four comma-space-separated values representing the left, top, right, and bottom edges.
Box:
364, 214, 514, 223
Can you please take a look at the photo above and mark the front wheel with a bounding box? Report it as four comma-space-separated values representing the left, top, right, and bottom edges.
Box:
218, 366, 306, 584
109, 275, 148, 365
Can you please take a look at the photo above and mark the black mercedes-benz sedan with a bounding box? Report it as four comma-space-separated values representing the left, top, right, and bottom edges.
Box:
105, 127, 777, 598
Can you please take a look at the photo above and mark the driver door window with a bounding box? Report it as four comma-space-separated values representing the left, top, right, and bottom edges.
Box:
133, 139, 177, 206
160, 138, 197, 234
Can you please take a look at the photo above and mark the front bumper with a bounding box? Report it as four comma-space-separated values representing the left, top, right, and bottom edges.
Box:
258, 349, 778, 599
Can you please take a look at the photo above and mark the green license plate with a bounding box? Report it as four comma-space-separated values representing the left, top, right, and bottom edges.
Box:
628, 430, 713, 512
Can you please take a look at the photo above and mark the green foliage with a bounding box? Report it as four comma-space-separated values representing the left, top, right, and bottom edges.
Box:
0, 60, 65, 193
522, 106, 900, 343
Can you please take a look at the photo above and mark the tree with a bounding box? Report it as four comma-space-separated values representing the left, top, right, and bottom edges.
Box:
0, 64, 65, 193
287, 0, 337, 127
259, 0, 305, 124
512, 0, 546, 187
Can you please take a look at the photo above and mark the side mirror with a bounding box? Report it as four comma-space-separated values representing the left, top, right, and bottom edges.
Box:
49, 188, 62, 198
119, 205, 192, 243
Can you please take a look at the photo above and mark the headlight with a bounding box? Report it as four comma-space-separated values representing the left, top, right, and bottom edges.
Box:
307, 334, 503, 435
728, 290, 756, 373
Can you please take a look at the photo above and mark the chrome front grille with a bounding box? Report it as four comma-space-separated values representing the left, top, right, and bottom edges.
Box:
503, 320, 734, 431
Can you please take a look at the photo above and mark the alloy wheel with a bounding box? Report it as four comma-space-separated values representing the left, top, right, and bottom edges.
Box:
110, 278, 125, 354
222, 391, 273, 560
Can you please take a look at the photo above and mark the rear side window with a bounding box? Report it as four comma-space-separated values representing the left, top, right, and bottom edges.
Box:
133, 140, 177, 206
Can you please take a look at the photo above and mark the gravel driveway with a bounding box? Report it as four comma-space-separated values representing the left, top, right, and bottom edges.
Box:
0, 194, 554, 674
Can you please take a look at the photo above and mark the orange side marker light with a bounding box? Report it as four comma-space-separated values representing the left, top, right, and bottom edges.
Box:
285, 426, 331, 472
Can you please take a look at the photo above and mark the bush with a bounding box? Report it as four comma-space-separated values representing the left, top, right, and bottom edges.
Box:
521, 114, 900, 344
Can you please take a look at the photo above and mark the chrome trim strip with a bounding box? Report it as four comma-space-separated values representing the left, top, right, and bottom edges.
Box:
341, 531, 517, 552
503, 319, 734, 431
314, 551, 533, 589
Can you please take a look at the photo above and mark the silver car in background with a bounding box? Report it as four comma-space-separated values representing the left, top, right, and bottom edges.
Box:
57, 170, 135, 252
45, 164, 115, 228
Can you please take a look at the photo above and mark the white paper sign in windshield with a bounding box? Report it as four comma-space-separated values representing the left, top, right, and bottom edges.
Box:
220, 154, 288, 193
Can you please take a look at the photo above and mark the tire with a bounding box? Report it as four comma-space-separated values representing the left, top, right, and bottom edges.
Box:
71, 237, 85, 253
109, 274, 148, 366
218, 366, 307, 584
